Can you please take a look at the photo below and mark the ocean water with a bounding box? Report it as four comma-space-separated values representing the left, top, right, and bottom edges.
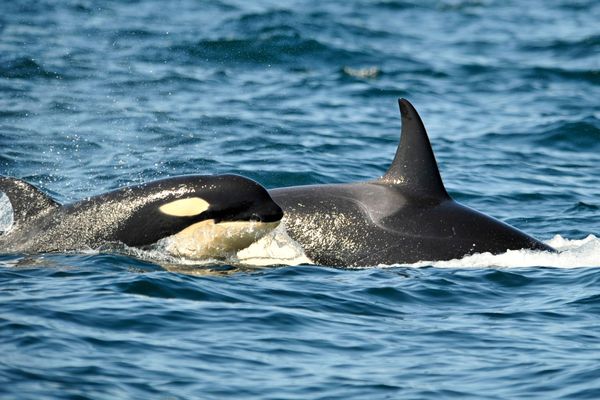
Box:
1, 0, 599, 398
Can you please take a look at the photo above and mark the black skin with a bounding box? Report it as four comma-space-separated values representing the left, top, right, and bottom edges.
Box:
269, 99, 553, 267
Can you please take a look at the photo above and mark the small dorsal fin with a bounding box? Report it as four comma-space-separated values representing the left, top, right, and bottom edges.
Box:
379, 99, 450, 200
0, 177, 59, 226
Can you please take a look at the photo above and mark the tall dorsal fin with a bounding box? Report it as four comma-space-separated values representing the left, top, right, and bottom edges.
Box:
0, 177, 60, 227
379, 99, 450, 200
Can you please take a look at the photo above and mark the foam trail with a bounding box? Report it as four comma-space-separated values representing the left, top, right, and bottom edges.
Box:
400, 235, 600, 269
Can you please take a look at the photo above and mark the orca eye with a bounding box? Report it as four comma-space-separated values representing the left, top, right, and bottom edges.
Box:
249, 214, 262, 222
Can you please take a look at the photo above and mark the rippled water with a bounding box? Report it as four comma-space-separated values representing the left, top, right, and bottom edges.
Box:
1, 0, 599, 398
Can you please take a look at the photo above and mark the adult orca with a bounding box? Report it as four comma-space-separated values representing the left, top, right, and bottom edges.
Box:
0, 174, 283, 259
270, 99, 554, 266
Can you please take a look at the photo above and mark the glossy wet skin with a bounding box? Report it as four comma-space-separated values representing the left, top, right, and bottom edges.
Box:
269, 100, 553, 267
0, 174, 283, 258
271, 182, 551, 266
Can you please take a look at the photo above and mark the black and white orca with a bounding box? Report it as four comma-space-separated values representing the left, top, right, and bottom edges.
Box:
270, 99, 553, 266
0, 174, 283, 259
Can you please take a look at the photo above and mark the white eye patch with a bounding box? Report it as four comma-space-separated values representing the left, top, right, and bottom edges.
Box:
159, 197, 210, 217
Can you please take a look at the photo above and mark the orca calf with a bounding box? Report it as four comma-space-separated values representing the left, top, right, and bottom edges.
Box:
270, 99, 553, 266
0, 174, 283, 259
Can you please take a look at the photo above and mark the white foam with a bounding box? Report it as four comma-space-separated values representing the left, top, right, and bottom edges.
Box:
398, 235, 600, 269
235, 223, 312, 266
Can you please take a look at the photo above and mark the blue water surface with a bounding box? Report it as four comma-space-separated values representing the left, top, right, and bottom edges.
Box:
1, 0, 599, 398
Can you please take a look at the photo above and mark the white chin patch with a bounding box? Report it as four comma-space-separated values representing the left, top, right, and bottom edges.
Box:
161, 219, 281, 260
159, 197, 210, 217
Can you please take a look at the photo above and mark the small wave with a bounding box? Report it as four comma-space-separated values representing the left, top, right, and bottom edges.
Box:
565, 202, 599, 214
0, 57, 62, 79
521, 34, 600, 57
533, 119, 600, 151
404, 235, 600, 269
116, 72, 206, 88
110, 28, 161, 40
356, 87, 409, 98
228, 9, 297, 33
528, 66, 600, 84
373, 0, 425, 10
170, 32, 369, 66
480, 117, 600, 153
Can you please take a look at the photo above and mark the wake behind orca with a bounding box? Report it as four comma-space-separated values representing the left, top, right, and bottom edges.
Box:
270, 99, 553, 266
0, 174, 283, 259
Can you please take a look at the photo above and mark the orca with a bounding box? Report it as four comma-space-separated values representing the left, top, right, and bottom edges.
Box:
0, 174, 283, 259
270, 99, 554, 266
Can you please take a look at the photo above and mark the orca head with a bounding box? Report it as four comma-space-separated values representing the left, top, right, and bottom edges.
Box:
157, 174, 284, 260
202, 174, 284, 224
